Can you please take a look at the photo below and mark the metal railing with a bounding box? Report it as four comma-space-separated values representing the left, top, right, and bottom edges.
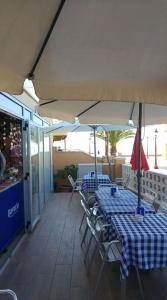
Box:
122, 164, 167, 202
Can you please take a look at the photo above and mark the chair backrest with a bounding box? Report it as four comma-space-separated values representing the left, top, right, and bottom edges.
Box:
86, 216, 121, 262
115, 174, 131, 189
143, 191, 156, 205
158, 201, 167, 215
68, 174, 75, 188
86, 216, 102, 246
80, 199, 91, 217
79, 190, 89, 202
115, 177, 123, 185
0, 290, 17, 299
79, 190, 87, 202
123, 174, 131, 188
79, 191, 93, 217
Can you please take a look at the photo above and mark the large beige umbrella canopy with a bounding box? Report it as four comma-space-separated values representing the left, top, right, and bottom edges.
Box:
38, 100, 167, 126
1, 0, 166, 211
0, 0, 167, 105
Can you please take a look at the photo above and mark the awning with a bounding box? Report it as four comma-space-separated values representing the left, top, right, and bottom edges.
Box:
53, 135, 67, 141
0, 1, 167, 105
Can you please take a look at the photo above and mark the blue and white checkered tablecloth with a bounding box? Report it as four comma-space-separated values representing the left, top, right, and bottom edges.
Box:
96, 188, 155, 243
110, 214, 167, 279
81, 174, 111, 192
96, 188, 138, 206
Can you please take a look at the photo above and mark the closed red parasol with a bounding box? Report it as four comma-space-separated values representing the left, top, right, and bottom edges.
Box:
130, 129, 149, 171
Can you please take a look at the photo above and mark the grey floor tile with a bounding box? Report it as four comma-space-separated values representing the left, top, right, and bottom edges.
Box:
49, 264, 72, 300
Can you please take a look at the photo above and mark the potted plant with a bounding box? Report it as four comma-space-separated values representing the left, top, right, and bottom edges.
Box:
54, 164, 78, 192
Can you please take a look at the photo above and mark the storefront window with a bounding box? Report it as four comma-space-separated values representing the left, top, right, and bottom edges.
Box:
0, 111, 23, 189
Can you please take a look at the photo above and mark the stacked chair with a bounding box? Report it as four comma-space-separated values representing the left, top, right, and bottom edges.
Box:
79, 191, 98, 234
83, 215, 145, 300
78, 190, 145, 300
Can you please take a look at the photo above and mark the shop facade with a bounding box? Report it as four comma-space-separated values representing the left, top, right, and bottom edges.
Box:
0, 92, 53, 261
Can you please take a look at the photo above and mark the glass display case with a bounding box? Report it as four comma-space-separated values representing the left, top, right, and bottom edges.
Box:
0, 111, 24, 253
0, 111, 23, 191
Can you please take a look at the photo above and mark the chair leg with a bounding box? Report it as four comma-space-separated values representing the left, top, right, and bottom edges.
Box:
84, 234, 93, 265
87, 242, 98, 273
121, 279, 126, 300
81, 224, 88, 247
93, 261, 105, 298
79, 212, 85, 232
135, 267, 145, 300
70, 188, 74, 201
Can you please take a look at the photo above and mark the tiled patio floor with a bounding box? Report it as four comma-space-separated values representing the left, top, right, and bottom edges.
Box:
0, 193, 167, 300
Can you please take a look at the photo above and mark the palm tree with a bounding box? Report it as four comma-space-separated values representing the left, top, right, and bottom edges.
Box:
97, 130, 134, 157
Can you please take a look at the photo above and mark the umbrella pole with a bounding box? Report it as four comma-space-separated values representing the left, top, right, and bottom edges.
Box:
93, 126, 98, 188
137, 103, 142, 207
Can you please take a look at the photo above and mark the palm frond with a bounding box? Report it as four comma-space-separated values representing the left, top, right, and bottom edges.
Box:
97, 129, 135, 156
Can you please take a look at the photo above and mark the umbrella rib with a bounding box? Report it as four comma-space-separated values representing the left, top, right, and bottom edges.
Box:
71, 125, 81, 132
100, 125, 107, 131
129, 102, 135, 121
28, 0, 66, 79
39, 99, 58, 106
44, 124, 67, 134
77, 101, 101, 117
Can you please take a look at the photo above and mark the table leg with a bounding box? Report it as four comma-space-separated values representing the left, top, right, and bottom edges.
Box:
121, 279, 126, 300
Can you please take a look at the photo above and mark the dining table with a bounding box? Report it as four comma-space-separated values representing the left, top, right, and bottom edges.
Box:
96, 188, 139, 206
110, 214, 167, 279
95, 187, 156, 241
81, 174, 111, 192
94, 186, 167, 299
95, 188, 155, 211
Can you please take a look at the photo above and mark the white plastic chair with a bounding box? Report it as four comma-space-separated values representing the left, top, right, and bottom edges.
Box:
68, 174, 82, 200
115, 174, 131, 189
0, 289, 17, 299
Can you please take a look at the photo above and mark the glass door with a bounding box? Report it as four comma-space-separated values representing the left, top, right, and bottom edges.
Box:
29, 124, 40, 229
23, 121, 31, 228
39, 129, 45, 210
44, 134, 52, 202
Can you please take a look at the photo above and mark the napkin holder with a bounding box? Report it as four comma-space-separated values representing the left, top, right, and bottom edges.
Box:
134, 206, 145, 221
111, 184, 117, 196
90, 171, 95, 177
